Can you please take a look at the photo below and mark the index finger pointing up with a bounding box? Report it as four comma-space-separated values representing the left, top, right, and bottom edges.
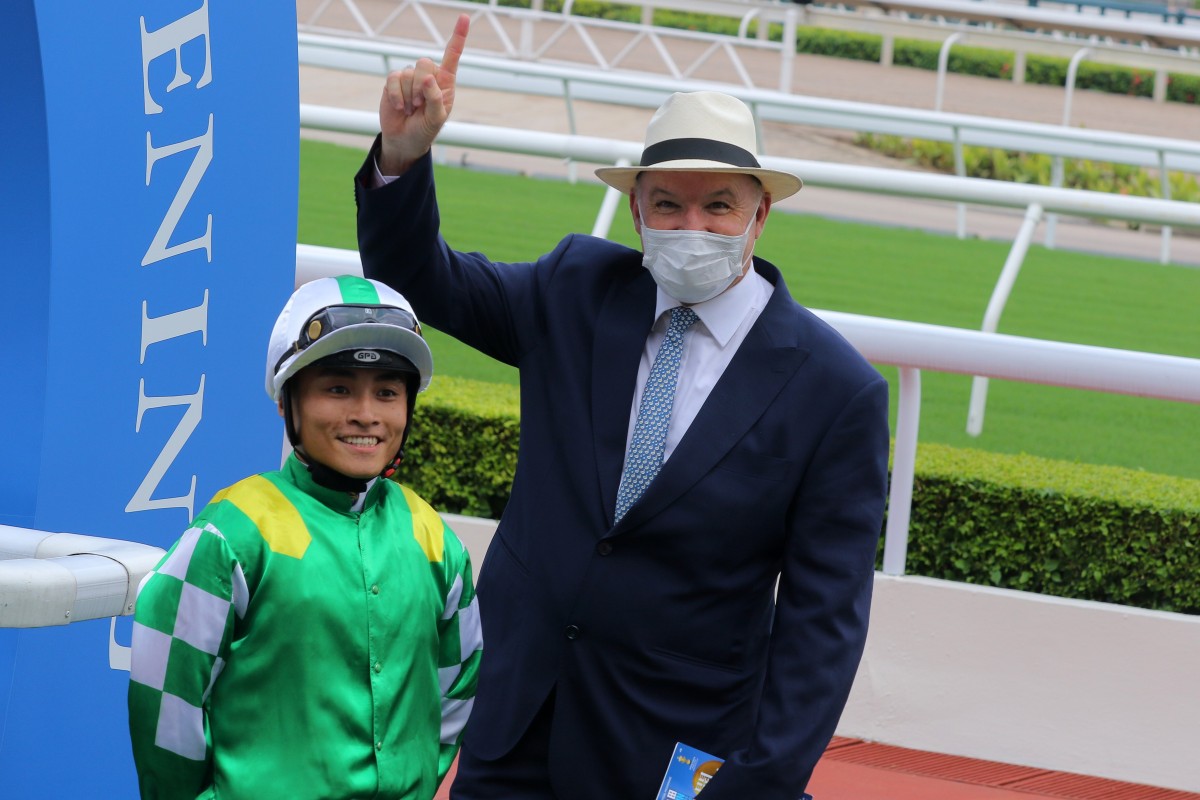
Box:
439, 13, 470, 78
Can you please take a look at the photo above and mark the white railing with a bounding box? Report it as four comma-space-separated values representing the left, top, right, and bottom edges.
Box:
0, 526, 163, 631
301, 104, 1200, 229
297, 0, 1200, 101
850, 0, 1200, 49
301, 106, 1200, 436
298, 32, 1200, 261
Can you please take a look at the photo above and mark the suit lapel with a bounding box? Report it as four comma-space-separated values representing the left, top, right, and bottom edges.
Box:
592, 269, 658, 525
615, 272, 811, 531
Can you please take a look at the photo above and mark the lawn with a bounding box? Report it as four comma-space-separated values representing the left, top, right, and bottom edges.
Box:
301, 139, 1200, 479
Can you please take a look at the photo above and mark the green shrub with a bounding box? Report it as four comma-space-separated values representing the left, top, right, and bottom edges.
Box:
397, 379, 1200, 614
399, 376, 520, 519
900, 444, 1200, 613
855, 132, 1200, 202
653, 10, 742, 35
796, 28, 881, 61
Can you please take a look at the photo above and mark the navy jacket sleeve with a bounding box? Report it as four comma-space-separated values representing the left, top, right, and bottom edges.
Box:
355, 144, 541, 368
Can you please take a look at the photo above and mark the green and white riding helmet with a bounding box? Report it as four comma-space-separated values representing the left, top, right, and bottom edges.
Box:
266, 274, 433, 476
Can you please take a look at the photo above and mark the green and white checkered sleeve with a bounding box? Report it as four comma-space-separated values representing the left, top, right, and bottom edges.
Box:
127, 520, 247, 800
435, 524, 483, 782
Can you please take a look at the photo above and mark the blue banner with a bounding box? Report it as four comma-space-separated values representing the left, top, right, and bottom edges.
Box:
0, 2, 299, 795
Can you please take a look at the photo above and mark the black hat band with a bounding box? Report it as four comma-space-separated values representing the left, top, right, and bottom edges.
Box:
639, 137, 761, 169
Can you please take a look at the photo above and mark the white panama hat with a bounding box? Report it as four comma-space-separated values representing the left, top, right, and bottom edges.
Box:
265, 275, 433, 402
594, 91, 802, 199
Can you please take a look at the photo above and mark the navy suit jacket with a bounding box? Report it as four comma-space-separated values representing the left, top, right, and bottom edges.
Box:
355, 152, 890, 800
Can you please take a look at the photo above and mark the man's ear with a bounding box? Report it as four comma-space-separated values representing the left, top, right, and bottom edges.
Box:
628, 191, 642, 235
277, 400, 286, 419
755, 193, 773, 238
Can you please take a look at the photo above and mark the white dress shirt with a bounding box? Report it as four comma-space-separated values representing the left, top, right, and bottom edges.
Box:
624, 264, 773, 464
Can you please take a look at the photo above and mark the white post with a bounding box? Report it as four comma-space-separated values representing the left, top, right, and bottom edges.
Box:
592, 159, 631, 239
1047, 47, 1091, 249
935, 33, 963, 112
780, 7, 798, 95
1158, 150, 1173, 265
1062, 47, 1091, 128
521, 0, 544, 60
953, 126, 967, 239
967, 203, 1044, 437
563, 78, 578, 184
882, 366, 921, 577
881, 34, 894, 67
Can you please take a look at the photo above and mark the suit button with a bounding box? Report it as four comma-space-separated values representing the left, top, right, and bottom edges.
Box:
597, 541, 613, 556
565, 625, 580, 640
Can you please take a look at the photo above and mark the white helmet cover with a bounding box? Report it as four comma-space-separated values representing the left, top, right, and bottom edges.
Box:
266, 275, 433, 402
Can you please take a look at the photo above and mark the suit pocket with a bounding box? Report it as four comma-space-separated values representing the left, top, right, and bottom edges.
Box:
649, 645, 746, 675
715, 449, 792, 481
483, 529, 530, 579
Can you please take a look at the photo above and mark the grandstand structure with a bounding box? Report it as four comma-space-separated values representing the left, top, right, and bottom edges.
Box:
292, 5, 1200, 795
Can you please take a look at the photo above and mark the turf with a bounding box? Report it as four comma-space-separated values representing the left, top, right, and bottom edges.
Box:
300, 138, 1200, 479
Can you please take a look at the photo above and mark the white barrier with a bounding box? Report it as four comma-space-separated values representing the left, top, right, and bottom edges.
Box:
302, 106, 1200, 228
298, 32, 1200, 170
297, 0, 1200, 94
847, 574, 1200, 792
0, 525, 163, 628
433, 514, 1200, 793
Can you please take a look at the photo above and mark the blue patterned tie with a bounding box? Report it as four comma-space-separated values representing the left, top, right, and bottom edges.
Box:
614, 306, 698, 522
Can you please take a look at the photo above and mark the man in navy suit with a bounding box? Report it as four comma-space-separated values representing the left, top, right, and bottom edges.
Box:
354, 15, 889, 799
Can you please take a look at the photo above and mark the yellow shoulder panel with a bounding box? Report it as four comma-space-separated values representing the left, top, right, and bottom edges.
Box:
399, 484, 445, 564
216, 475, 311, 559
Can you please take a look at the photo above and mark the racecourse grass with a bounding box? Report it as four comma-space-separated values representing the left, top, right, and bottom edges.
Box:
300, 139, 1200, 479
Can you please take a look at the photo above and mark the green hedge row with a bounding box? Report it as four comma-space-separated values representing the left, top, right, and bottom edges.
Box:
905, 443, 1200, 614
401, 378, 1200, 614
403, 376, 521, 519
856, 133, 1200, 204
485, 0, 1200, 105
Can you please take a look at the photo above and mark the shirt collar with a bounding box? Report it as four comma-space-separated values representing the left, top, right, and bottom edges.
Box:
283, 451, 385, 514
652, 262, 769, 347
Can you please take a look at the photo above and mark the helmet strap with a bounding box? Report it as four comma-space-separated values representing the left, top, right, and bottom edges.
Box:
380, 375, 419, 482
381, 449, 404, 480
304, 458, 369, 495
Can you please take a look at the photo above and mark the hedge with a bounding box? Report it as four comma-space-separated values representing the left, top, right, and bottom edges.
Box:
401, 376, 521, 519
855, 133, 1200, 203
904, 443, 1200, 614
399, 377, 1200, 614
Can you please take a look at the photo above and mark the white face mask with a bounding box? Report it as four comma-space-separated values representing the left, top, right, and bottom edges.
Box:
639, 210, 756, 305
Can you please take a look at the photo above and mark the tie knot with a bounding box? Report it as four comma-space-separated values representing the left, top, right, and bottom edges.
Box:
668, 306, 698, 333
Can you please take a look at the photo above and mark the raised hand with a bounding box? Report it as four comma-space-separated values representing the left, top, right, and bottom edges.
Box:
377, 13, 470, 175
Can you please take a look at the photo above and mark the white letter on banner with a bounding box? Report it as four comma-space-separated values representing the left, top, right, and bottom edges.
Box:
143, 115, 213, 266
140, 291, 209, 364
141, 0, 213, 115
126, 375, 204, 520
